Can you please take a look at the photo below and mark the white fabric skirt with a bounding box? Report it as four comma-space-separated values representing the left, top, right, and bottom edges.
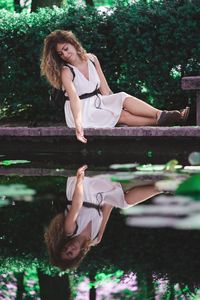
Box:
64, 92, 130, 128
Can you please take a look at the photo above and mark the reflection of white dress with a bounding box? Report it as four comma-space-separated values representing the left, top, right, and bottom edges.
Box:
66, 176, 130, 241
64, 59, 130, 128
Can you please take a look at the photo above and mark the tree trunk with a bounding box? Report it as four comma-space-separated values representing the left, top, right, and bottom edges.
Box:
137, 271, 155, 300
38, 270, 71, 300
14, 0, 22, 12
85, 0, 94, 6
89, 272, 96, 300
31, 0, 63, 12
15, 272, 25, 300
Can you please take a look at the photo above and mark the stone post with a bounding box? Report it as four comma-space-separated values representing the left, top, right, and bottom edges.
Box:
181, 76, 200, 125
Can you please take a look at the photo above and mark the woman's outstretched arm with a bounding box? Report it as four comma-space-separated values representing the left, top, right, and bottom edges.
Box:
92, 54, 113, 96
94, 203, 113, 245
64, 165, 87, 234
61, 67, 87, 144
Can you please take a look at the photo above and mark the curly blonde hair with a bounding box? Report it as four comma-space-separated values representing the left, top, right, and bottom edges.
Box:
40, 30, 87, 89
44, 213, 92, 270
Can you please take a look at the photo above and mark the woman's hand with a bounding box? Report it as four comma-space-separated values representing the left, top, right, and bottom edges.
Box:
77, 165, 87, 181
76, 126, 87, 144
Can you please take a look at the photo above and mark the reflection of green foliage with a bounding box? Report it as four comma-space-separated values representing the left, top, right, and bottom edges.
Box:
176, 174, 200, 199
0, 272, 17, 300
111, 289, 135, 299
91, 269, 124, 287
23, 267, 40, 299
161, 282, 192, 300
0, 256, 62, 275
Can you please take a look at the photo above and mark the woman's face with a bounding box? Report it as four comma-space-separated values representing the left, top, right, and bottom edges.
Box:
61, 239, 81, 260
56, 42, 77, 63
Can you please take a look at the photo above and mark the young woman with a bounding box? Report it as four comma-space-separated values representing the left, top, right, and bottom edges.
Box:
41, 30, 189, 143
44, 165, 161, 270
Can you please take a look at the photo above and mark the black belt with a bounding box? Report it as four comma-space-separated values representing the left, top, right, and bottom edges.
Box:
66, 197, 103, 216
64, 88, 101, 101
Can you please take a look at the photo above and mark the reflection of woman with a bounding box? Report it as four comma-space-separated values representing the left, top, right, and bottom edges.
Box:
44, 166, 161, 270
41, 30, 189, 144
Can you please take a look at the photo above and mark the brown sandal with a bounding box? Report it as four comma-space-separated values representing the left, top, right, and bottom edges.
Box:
157, 110, 182, 126
179, 106, 190, 124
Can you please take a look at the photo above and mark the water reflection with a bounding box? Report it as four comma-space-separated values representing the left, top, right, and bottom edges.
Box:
45, 165, 161, 271
1, 162, 200, 299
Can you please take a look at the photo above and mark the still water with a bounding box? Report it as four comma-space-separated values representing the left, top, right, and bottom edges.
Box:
0, 153, 200, 300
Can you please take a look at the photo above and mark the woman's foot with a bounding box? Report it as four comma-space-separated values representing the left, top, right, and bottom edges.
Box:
157, 110, 181, 126
180, 106, 190, 124
157, 106, 190, 126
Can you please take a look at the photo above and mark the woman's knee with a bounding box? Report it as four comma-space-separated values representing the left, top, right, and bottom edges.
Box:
118, 110, 129, 124
123, 95, 137, 109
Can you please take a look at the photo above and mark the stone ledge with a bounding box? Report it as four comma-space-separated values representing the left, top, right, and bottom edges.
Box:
0, 126, 200, 137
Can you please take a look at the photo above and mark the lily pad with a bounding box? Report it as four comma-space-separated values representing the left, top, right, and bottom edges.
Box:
155, 179, 184, 192
176, 174, 200, 199
122, 203, 191, 216
111, 172, 134, 183
0, 198, 9, 207
175, 214, 200, 230
188, 152, 200, 166
136, 164, 182, 172
109, 163, 138, 170
0, 160, 31, 166
182, 166, 200, 173
126, 216, 177, 228
0, 184, 36, 197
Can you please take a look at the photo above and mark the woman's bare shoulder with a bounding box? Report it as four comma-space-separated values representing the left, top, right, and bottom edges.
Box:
61, 65, 74, 81
87, 53, 98, 62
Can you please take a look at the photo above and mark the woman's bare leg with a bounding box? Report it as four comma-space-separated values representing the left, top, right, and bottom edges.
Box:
123, 96, 162, 119
121, 96, 189, 126
118, 110, 156, 126
124, 184, 161, 206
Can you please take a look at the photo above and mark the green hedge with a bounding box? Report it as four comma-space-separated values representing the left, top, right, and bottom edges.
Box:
0, 1, 200, 123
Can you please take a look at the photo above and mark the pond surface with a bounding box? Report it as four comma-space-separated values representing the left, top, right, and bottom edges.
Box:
0, 153, 200, 300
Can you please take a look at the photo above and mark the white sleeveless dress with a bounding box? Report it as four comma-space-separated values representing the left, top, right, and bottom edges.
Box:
66, 176, 130, 241
64, 59, 130, 128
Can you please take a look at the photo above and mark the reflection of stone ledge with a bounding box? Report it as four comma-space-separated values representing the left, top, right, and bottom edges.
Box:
0, 168, 109, 176
0, 126, 200, 137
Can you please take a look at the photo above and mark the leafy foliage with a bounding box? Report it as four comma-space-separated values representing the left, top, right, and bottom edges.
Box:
176, 173, 200, 199
0, 1, 200, 122
0, 0, 14, 11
